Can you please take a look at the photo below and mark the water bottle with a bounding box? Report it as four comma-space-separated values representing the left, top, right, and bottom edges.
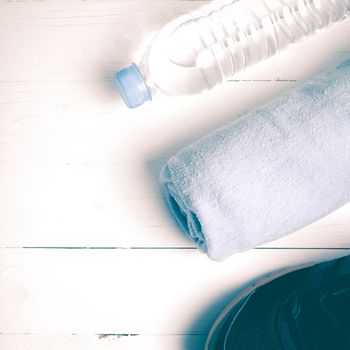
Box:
114, 0, 350, 108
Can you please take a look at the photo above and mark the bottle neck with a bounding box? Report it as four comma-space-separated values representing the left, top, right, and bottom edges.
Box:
138, 62, 158, 98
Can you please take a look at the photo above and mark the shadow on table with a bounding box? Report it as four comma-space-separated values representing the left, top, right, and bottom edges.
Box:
181, 277, 260, 350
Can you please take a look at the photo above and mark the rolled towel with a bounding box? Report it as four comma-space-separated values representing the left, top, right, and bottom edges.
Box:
160, 59, 350, 261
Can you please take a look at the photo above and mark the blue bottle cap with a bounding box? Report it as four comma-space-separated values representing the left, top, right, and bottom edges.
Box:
114, 63, 152, 109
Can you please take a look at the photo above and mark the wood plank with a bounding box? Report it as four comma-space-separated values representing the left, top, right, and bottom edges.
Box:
0, 334, 206, 350
0, 157, 349, 247
0, 248, 349, 334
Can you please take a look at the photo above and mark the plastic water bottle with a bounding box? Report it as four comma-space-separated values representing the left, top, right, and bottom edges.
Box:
114, 0, 350, 108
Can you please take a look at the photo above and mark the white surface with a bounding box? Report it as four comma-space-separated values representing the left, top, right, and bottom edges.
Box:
0, 1, 349, 349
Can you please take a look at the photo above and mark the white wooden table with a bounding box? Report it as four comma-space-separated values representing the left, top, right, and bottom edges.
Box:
0, 1, 349, 349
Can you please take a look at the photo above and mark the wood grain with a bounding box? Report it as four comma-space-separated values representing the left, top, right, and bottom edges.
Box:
0, 1, 349, 349
0, 249, 349, 334
0, 334, 207, 350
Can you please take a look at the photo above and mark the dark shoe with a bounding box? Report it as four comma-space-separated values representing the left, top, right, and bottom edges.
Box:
205, 255, 350, 350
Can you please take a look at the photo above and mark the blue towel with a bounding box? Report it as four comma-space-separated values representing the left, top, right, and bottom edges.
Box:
160, 59, 350, 261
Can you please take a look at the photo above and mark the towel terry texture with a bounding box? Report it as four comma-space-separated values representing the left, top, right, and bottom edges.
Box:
160, 59, 350, 261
